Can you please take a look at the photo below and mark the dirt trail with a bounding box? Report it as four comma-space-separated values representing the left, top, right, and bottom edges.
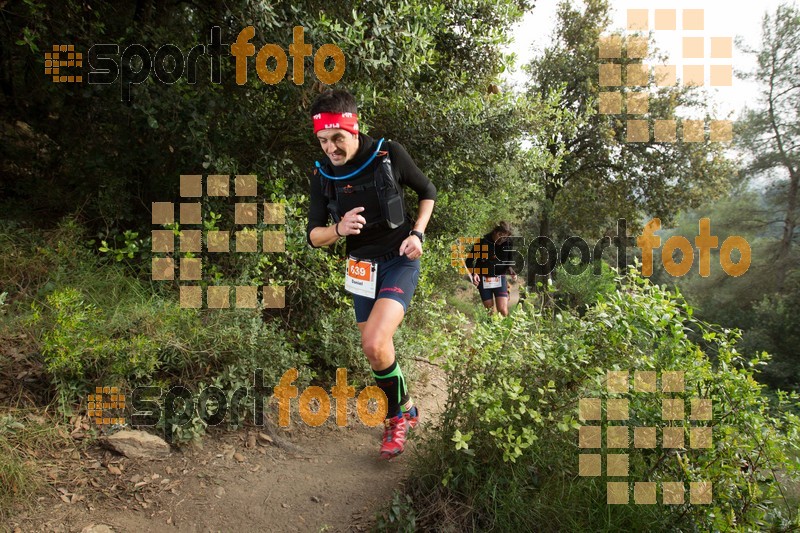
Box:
7, 361, 448, 533
6, 281, 526, 533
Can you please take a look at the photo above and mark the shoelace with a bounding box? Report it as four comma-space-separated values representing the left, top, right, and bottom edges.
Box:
383, 417, 406, 443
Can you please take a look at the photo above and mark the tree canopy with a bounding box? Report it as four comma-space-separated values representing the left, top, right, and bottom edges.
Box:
523, 0, 734, 270
737, 2, 799, 284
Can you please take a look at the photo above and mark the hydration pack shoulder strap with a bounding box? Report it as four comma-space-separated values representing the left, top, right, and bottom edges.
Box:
317, 138, 406, 229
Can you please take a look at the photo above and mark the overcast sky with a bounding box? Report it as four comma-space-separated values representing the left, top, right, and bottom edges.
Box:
505, 0, 797, 119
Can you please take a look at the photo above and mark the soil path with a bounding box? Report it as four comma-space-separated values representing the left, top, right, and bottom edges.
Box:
7, 360, 448, 533
6, 279, 527, 533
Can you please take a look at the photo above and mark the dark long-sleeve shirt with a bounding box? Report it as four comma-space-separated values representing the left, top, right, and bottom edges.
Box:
306, 133, 436, 259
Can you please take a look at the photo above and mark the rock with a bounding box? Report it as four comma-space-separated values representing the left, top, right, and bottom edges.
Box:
81, 525, 114, 533
233, 452, 245, 462
257, 432, 273, 445
104, 430, 170, 459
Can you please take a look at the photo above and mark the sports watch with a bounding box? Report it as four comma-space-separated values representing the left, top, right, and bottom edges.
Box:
409, 230, 425, 243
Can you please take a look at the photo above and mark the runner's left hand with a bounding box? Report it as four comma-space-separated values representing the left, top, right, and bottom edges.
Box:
399, 235, 423, 260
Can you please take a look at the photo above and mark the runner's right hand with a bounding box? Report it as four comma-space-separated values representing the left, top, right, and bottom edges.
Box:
472, 273, 480, 286
338, 207, 367, 235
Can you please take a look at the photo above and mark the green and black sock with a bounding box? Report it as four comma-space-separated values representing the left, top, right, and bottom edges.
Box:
372, 360, 410, 418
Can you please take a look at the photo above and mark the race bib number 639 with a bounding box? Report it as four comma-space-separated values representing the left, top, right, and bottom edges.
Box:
345, 257, 378, 299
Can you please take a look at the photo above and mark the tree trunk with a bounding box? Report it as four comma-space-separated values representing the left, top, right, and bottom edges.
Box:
528, 183, 559, 301
778, 168, 798, 259
766, 44, 798, 289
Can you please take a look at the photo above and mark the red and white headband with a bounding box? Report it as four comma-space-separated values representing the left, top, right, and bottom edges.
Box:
312, 112, 359, 135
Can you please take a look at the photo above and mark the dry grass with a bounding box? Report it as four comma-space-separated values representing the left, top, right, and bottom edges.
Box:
0, 408, 74, 520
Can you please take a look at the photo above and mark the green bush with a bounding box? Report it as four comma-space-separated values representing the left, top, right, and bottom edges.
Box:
1, 220, 311, 439
409, 269, 800, 531
0, 218, 94, 302
26, 279, 312, 419
553, 258, 617, 311
739, 288, 800, 390
32, 287, 160, 413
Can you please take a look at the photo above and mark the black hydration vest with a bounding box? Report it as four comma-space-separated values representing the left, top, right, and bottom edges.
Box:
317, 140, 406, 230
